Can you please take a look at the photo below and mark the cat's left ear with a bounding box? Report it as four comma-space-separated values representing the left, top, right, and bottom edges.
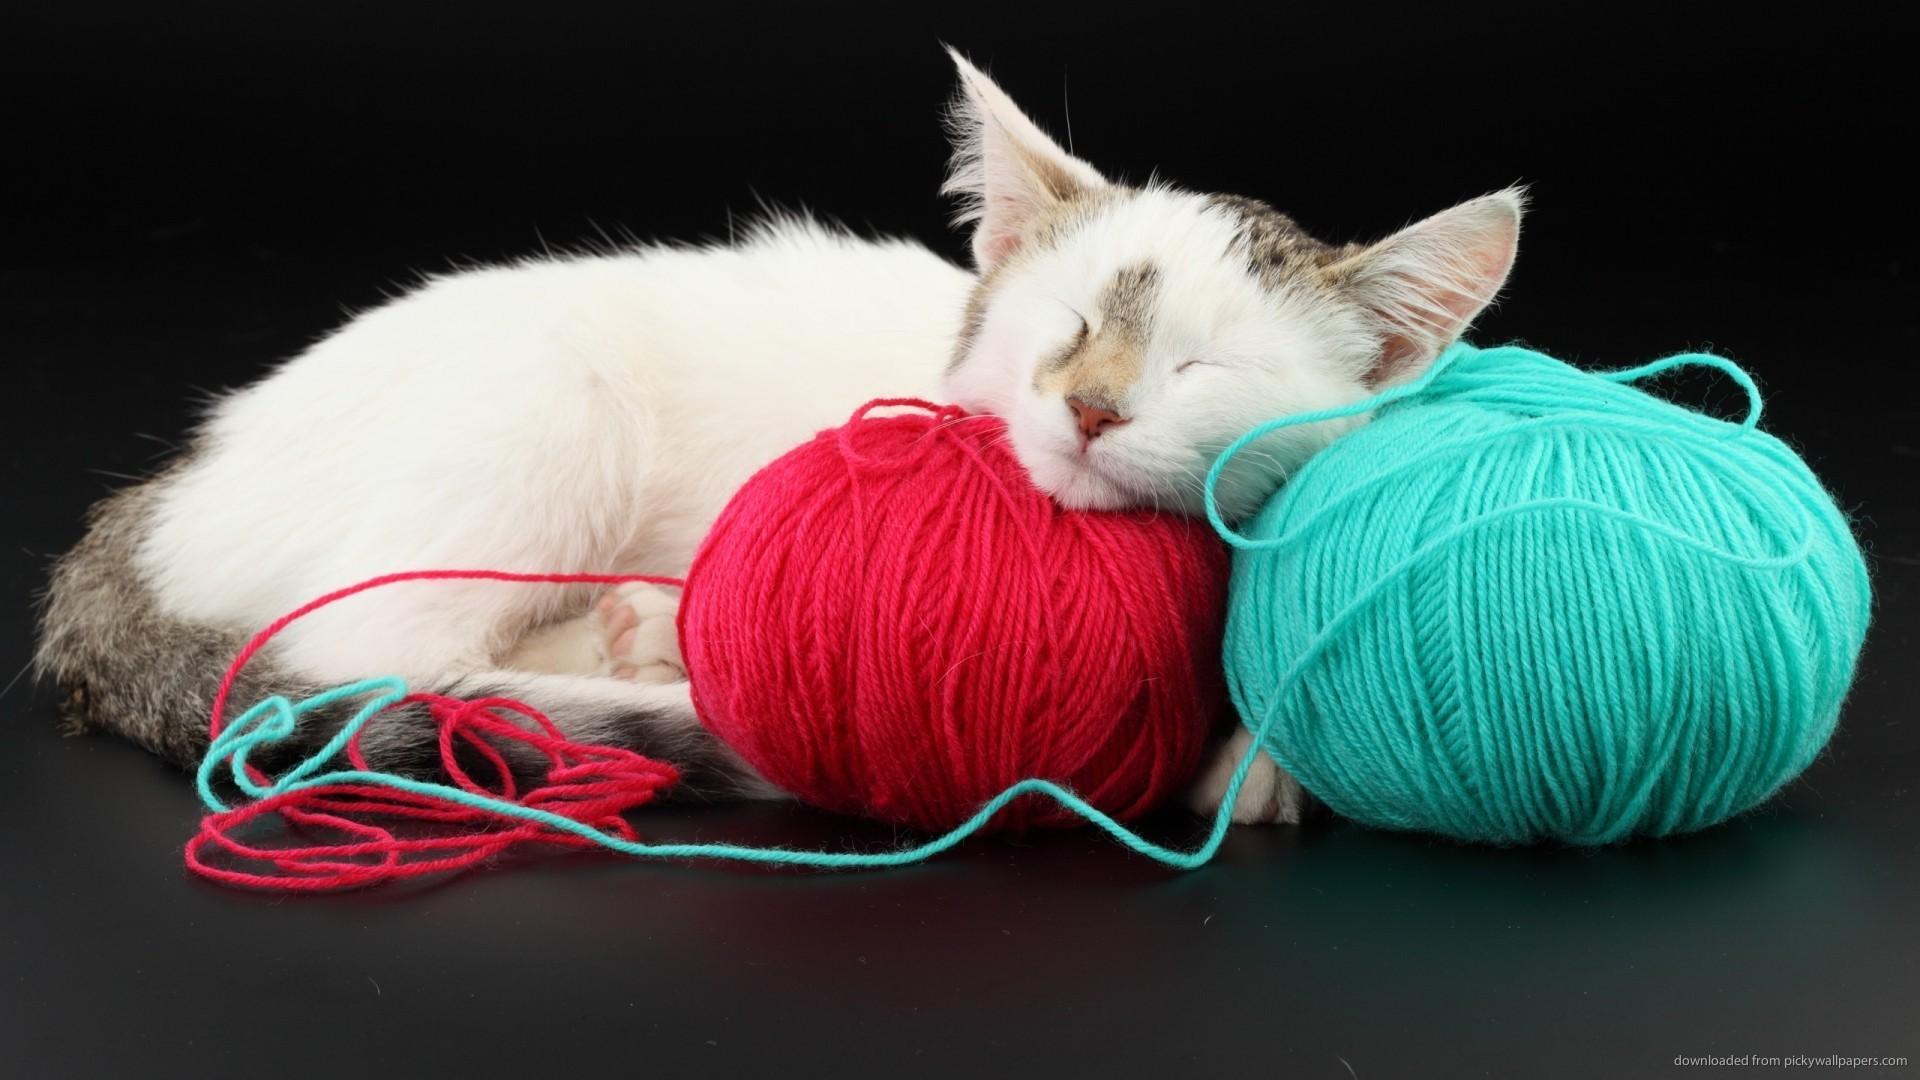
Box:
942, 48, 1109, 272
1325, 188, 1526, 387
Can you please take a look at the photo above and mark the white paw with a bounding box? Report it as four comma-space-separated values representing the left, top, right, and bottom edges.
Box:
1185, 727, 1305, 825
594, 582, 685, 683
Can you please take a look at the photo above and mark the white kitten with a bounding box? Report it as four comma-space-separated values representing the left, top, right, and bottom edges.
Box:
935, 52, 1521, 819
37, 51, 1520, 823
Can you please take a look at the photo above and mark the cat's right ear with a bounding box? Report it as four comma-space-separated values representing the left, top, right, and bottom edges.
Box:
942, 48, 1108, 272
1323, 188, 1526, 389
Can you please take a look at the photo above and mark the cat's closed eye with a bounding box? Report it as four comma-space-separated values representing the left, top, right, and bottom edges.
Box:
1174, 358, 1215, 374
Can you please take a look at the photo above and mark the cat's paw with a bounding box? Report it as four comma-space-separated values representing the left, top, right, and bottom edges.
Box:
1185, 727, 1305, 825
595, 583, 685, 683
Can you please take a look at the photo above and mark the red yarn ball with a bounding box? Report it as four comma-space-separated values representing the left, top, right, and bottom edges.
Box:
679, 400, 1230, 832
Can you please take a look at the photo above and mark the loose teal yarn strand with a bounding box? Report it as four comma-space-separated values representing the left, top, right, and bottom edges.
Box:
199, 676, 1277, 870
1213, 342, 1870, 845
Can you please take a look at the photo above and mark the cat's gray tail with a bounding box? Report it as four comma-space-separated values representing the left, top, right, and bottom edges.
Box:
33, 480, 769, 799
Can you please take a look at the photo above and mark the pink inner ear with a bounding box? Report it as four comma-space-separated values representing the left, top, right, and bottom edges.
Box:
976, 225, 1023, 269
1365, 231, 1517, 388
1367, 280, 1480, 386
1367, 330, 1429, 388
974, 189, 1037, 269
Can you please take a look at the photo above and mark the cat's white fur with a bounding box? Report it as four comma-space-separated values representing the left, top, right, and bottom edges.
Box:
127, 52, 1520, 824
142, 224, 968, 683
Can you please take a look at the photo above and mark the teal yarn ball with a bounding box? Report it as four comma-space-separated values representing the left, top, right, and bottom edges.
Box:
1214, 343, 1871, 845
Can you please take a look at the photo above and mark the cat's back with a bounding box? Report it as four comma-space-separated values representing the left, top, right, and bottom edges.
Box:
138, 218, 973, 633
187, 217, 972, 467
247, 218, 969, 393
578, 218, 974, 387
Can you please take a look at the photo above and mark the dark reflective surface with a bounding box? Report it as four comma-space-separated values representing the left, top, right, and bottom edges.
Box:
4, 4, 1914, 1075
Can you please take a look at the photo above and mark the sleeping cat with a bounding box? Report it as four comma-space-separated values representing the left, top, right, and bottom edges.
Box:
34, 50, 1522, 823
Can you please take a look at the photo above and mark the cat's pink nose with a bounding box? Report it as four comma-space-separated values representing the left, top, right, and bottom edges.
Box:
1067, 397, 1129, 441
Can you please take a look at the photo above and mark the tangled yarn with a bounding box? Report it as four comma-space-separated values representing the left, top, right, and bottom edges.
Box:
1208, 342, 1871, 844
190, 571, 684, 889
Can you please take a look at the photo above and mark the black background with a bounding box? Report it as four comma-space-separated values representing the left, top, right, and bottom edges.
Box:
3, 3, 1915, 1076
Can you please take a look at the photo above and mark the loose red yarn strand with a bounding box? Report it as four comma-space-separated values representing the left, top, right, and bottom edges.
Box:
190, 570, 686, 890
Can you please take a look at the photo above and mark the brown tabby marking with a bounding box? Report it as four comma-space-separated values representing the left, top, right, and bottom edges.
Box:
1206, 194, 1352, 287
1034, 262, 1160, 413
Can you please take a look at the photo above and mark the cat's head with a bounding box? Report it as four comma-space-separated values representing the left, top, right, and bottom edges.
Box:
937, 50, 1523, 521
